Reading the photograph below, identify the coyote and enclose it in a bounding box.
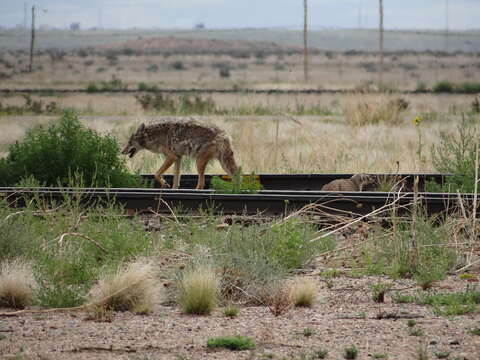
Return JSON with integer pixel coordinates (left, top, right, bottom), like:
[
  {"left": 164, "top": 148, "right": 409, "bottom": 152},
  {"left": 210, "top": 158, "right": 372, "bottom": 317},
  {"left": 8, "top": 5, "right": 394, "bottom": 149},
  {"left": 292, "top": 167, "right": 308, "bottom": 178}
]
[
  {"left": 122, "top": 119, "right": 239, "bottom": 189},
  {"left": 322, "top": 174, "right": 374, "bottom": 192}
]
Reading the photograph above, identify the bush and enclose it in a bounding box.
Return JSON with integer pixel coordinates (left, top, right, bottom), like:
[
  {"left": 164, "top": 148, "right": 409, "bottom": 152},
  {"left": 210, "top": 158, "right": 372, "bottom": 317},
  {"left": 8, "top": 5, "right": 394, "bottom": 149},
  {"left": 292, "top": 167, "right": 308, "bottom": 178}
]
[
  {"left": 206, "top": 335, "right": 255, "bottom": 351},
  {"left": 0, "top": 110, "right": 144, "bottom": 187},
  {"left": 433, "top": 80, "right": 454, "bottom": 93},
  {"left": 87, "top": 259, "right": 158, "bottom": 314},
  {"left": 432, "top": 117, "right": 478, "bottom": 193},
  {"left": 343, "top": 345, "right": 359, "bottom": 359}
]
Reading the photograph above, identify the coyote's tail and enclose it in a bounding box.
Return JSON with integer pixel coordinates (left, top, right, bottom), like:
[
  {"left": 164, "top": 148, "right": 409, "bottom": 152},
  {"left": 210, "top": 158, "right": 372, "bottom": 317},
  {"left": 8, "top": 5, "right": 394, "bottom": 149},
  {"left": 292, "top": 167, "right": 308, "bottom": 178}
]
[{"left": 217, "top": 135, "right": 238, "bottom": 177}]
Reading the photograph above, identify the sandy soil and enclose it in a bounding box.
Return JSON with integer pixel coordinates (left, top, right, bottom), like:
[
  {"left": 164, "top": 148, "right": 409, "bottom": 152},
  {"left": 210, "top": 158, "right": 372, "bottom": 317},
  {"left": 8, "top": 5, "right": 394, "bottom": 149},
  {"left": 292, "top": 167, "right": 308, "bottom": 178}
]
[{"left": 1, "top": 272, "right": 479, "bottom": 360}]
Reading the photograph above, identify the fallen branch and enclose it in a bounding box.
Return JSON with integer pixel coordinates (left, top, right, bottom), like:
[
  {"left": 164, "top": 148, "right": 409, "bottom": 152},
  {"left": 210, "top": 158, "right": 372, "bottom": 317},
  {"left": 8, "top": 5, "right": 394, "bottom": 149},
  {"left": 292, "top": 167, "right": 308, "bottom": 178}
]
[{"left": 56, "top": 232, "right": 107, "bottom": 253}]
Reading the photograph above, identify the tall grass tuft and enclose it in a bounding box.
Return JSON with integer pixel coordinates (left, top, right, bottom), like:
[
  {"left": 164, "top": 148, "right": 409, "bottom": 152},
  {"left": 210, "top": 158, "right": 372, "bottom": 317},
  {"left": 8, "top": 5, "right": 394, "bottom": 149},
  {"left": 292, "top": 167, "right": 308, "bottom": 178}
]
[
  {"left": 87, "top": 258, "right": 159, "bottom": 314},
  {"left": 290, "top": 278, "right": 318, "bottom": 307},
  {"left": 0, "top": 259, "right": 38, "bottom": 309},
  {"left": 177, "top": 263, "right": 219, "bottom": 315}
]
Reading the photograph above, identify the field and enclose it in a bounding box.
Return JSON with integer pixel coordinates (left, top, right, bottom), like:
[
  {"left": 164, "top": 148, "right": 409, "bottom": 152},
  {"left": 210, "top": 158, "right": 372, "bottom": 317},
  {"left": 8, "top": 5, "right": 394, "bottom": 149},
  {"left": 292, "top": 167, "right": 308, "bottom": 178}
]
[{"left": 1, "top": 29, "right": 480, "bottom": 360}]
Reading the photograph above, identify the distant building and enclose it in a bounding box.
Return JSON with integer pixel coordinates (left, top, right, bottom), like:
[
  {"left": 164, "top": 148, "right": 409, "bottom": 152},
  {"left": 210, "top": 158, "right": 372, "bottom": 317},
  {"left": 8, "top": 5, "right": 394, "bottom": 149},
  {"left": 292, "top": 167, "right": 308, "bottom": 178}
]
[
  {"left": 195, "top": 22, "right": 205, "bottom": 30},
  {"left": 70, "top": 22, "right": 80, "bottom": 31}
]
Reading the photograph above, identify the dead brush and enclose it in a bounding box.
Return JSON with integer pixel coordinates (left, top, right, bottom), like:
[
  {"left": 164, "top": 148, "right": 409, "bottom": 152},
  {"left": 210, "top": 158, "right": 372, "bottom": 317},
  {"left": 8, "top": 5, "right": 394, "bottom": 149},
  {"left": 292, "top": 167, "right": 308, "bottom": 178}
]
[
  {"left": 0, "top": 259, "right": 38, "bottom": 309},
  {"left": 87, "top": 258, "right": 159, "bottom": 314},
  {"left": 345, "top": 97, "right": 408, "bottom": 126},
  {"left": 259, "top": 282, "right": 293, "bottom": 316}
]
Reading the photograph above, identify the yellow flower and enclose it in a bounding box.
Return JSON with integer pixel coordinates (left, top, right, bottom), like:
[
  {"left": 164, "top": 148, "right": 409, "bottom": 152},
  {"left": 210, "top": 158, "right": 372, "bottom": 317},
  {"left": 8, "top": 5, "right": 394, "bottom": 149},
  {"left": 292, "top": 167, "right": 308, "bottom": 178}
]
[{"left": 413, "top": 116, "right": 422, "bottom": 126}]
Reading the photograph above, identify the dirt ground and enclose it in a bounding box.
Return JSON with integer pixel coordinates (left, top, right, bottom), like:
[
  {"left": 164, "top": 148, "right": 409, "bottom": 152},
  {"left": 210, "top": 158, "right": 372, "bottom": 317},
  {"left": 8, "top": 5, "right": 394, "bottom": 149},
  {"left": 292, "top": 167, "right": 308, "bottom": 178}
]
[{"left": 1, "top": 270, "right": 479, "bottom": 360}]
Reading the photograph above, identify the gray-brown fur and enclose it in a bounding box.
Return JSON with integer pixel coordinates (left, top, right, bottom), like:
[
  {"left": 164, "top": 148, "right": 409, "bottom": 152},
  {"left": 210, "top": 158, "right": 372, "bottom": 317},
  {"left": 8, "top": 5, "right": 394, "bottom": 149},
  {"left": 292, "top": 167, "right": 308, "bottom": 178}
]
[
  {"left": 122, "top": 118, "right": 238, "bottom": 189},
  {"left": 321, "top": 174, "right": 374, "bottom": 192}
]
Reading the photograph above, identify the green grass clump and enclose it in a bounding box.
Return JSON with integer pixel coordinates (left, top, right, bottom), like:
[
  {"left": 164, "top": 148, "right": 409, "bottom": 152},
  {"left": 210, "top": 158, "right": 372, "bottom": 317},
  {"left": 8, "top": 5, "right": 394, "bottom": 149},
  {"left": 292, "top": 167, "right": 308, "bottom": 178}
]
[
  {"left": 373, "top": 354, "right": 387, "bottom": 359},
  {"left": 313, "top": 349, "right": 328, "bottom": 359},
  {"left": 177, "top": 263, "right": 218, "bottom": 315},
  {"left": 407, "top": 319, "right": 417, "bottom": 328},
  {"left": 343, "top": 345, "right": 358, "bottom": 359},
  {"left": 223, "top": 305, "right": 240, "bottom": 318},
  {"left": 392, "top": 287, "right": 480, "bottom": 317},
  {"left": 210, "top": 170, "right": 262, "bottom": 194},
  {"left": 470, "top": 327, "right": 480, "bottom": 335},
  {"left": 206, "top": 335, "right": 255, "bottom": 351},
  {"left": 0, "top": 110, "right": 144, "bottom": 188}
]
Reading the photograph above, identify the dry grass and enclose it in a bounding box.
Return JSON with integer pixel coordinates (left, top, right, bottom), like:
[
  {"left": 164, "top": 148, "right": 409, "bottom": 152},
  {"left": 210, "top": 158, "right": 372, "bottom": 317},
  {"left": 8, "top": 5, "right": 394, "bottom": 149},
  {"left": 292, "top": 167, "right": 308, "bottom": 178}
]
[
  {"left": 177, "top": 263, "right": 219, "bottom": 315},
  {"left": 344, "top": 97, "right": 408, "bottom": 126},
  {"left": 87, "top": 258, "right": 159, "bottom": 314},
  {"left": 0, "top": 259, "right": 38, "bottom": 309},
  {"left": 290, "top": 278, "right": 318, "bottom": 308},
  {"left": 259, "top": 282, "right": 293, "bottom": 316}
]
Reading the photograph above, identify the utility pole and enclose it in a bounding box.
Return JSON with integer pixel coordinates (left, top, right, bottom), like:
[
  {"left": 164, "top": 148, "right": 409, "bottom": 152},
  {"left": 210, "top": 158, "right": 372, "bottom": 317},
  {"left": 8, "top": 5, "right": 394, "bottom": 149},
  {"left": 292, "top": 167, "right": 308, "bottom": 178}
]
[
  {"left": 358, "top": 0, "right": 363, "bottom": 29},
  {"left": 445, "top": 0, "right": 450, "bottom": 53},
  {"left": 303, "top": 0, "right": 309, "bottom": 82},
  {"left": 378, "top": 0, "right": 384, "bottom": 87},
  {"left": 24, "top": 2, "right": 28, "bottom": 30},
  {"left": 29, "top": 5, "right": 35, "bottom": 73}
]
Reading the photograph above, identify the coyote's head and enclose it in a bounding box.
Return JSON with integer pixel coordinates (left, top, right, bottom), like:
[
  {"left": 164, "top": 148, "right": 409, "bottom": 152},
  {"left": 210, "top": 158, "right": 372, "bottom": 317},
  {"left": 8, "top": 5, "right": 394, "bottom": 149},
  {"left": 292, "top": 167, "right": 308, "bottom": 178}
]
[{"left": 122, "top": 123, "right": 146, "bottom": 158}]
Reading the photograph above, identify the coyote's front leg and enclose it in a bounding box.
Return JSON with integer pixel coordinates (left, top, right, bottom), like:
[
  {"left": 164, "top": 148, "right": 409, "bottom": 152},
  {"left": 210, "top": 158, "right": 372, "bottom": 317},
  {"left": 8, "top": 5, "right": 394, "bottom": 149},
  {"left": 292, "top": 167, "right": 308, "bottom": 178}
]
[{"left": 155, "top": 154, "right": 177, "bottom": 188}]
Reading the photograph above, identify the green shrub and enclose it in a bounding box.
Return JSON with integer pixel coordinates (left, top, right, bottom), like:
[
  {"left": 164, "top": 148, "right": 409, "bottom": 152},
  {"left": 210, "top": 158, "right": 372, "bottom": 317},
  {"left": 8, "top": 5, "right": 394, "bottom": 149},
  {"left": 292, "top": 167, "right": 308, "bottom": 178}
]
[
  {"left": 0, "top": 110, "right": 144, "bottom": 187},
  {"left": 223, "top": 304, "right": 240, "bottom": 317},
  {"left": 432, "top": 118, "right": 479, "bottom": 193},
  {"left": 343, "top": 345, "right": 358, "bottom": 359},
  {"left": 86, "top": 83, "right": 98, "bottom": 93},
  {"left": 206, "top": 335, "right": 255, "bottom": 351},
  {"left": 371, "top": 282, "right": 392, "bottom": 303},
  {"left": 433, "top": 80, "right": 454, "bottom": 93},
  {"left": 457, "top": 82, "right": 480, "bottom": 94},
  {"left": 211, "top": 170, "right": 262, "bottom": 194}
]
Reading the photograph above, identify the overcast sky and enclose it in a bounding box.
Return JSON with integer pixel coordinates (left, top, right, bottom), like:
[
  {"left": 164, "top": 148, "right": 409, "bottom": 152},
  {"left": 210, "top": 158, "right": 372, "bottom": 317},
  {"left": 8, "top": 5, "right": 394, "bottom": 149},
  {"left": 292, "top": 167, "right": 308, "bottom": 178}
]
[{"left": 1, "top": 0, "right": 479, "bottom": 30}]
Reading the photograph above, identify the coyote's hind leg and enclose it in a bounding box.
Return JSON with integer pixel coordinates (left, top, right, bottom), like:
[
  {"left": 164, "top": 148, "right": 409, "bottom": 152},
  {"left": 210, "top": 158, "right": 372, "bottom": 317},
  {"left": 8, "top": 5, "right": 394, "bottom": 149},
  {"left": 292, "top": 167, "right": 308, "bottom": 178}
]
[{"left": 195, "top": 145, "right": 216, "bottom": 189}]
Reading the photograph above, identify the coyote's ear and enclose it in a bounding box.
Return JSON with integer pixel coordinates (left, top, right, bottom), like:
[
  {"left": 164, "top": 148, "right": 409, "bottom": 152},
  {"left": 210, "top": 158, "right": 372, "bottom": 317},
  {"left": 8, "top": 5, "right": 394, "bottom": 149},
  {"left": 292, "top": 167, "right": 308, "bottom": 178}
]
[{"left": 137, "top": 123, "right": 145, "bottom": 133}]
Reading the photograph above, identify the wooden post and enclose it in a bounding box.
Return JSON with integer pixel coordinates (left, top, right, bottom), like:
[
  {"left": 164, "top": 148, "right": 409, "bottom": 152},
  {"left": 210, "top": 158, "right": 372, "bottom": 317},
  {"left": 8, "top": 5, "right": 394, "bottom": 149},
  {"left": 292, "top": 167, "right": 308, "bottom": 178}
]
[
  {"left": 29, "top": 5, "right": 35, "bottom": 73},
  {"left": 303, "top": 0, "right": 309, "bottom": 83},
  {"left": 378, "top": 0, "right": 384, "bottom": 87}
]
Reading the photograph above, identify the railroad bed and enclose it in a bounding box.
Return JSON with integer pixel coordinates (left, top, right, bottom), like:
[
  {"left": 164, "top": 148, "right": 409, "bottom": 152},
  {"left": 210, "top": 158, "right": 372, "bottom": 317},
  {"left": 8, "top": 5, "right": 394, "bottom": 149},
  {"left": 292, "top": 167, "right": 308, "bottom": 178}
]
[{"left": 0, "top": 173, "right": 473, "bottom": 217}]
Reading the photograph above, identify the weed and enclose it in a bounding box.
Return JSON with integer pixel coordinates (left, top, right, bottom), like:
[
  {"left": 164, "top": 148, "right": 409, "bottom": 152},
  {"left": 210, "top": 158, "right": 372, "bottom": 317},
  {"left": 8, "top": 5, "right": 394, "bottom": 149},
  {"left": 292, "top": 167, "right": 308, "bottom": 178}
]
[
  {"left": 343, "top": 345, "right": 358, "bottom": 359},
  {"left": 357, "top": 312, "right": 367, "bottom": 319},
  {"left": 434, "top": 351, "right": 450, "bottom": 359},
  {"left": 0, "top": 334, "right": 6, "bottom": 340},
  {"left": 417, "top": 345, "right": 429, "bottom": 360},
  {"left": 410, "top": 328, "right": 425, "bottom": 336},
  {"left": 206, "top": 335, "right": 255, "bottom": 351},
  {"left": 459, "top": 273, "right": 477, "bottom": 281},
  {"left": 407, "top": 319, "right": 417, "bottom": 328},
  {"left": 210, "top": 170, "right": 262, "bottom": 194},
  {"left": 391, "top": 292, "right": 415, "bottom": 304},
  {"left": 371, "top": 282, "right": 392, "bottom": 303},
  {"left": 373, "top": 354, "right": 387, "bottom": 359},
  {"left": 303, "top": 327, "right": 314, "bottom": 337},
  {"left": 313, "top": 349, "right": 328, "bottom": 359},
  {"left": 223, "top": 304, "right": 240, "bottom": 318},
  {"left": 87, "top": 259, "right": 158, "bottom": 314},
  {"left": 322, "top": 269, "right": 342, "bottom": 278},
  {"left": 290, "top": 278, "right": 317, "bottom": 307},
  {"left": 470, "top": 327, "right": 480, "bottom": 335},
  {"left": 177, "top": 263, "right": 218, "bottom": 315},
  {"left": 0, "top": 110, "right": 144, "bottom": 187}
]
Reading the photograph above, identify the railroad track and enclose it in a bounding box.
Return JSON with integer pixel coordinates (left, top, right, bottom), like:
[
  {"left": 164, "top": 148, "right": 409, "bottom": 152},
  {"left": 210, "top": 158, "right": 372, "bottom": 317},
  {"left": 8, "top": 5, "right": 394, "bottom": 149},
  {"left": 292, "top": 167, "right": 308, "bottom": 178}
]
[
  {"left": 0, "top": 173, "right": 472, "bottom": 217},
  {"left": 0, "top": 88, "right": 477, "bottom": 95},
  {"left": 144, "top": 173, "right": 447, "bottom": 191}
]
